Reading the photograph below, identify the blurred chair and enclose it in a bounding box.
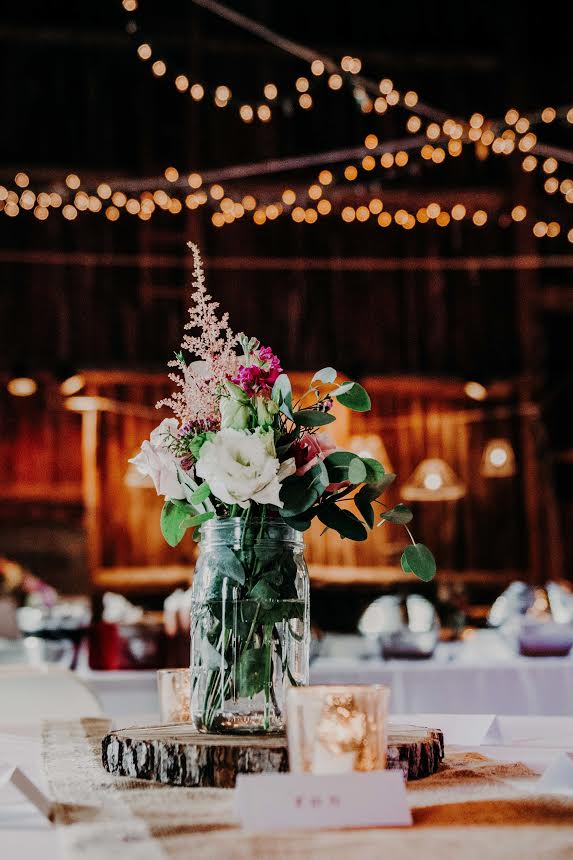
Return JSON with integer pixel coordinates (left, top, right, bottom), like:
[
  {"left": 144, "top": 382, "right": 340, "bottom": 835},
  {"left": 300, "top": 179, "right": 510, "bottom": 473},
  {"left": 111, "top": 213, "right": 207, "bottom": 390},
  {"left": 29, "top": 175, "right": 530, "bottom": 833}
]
[{"left": 0, "top": 666, "right": 102, "bottom": 722}]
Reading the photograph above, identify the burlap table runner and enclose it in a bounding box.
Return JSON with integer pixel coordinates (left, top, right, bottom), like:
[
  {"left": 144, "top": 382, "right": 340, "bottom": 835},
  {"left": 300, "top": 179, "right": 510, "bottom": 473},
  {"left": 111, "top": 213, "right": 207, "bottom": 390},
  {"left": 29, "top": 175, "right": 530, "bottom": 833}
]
[{"left": 42, "top": 718, "right": 573, "bottom": 860}]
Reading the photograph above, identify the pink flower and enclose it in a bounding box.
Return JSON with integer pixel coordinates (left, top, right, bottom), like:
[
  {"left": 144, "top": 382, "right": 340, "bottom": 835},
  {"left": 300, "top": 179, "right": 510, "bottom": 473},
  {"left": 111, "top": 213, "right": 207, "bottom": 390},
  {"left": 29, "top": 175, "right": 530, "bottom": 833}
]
[
  {"left": 293, "top": 432, "right": 337, "bottom": 476},
  {"left": 232, "top": 345, "right": 283, "bottom": 398}
]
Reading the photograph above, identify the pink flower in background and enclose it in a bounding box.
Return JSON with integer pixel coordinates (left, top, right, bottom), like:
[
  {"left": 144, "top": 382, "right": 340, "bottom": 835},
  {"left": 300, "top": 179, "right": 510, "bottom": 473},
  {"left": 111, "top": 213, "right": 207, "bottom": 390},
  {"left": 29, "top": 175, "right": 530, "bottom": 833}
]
[
  {"left": 292, "top": 432, "right": 337, "bottom": 476},
  {"left": 233, "top": 345, "right": 283, "bottom": 397}
]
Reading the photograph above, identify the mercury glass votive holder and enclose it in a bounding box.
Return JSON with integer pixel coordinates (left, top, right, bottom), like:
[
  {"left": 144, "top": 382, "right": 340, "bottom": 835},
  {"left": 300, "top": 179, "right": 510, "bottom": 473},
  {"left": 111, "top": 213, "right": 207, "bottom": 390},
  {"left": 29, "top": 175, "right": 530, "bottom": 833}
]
[
  {"left": 286, "top": 685, "right": 390, "bottom": 774},
  {"left": 157, "top": 668, "right": 191, "bottom": 724}
]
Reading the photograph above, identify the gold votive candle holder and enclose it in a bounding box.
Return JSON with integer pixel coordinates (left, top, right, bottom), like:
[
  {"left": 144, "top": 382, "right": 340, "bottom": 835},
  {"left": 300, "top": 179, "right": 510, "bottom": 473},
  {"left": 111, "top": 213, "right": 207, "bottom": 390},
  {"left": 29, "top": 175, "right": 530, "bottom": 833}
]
[
  {"left": 157, "top": 668, "right": 191, "bottom": 723},
  {"left": 286, "top": 684, "right": 390, "bottom": 774}
]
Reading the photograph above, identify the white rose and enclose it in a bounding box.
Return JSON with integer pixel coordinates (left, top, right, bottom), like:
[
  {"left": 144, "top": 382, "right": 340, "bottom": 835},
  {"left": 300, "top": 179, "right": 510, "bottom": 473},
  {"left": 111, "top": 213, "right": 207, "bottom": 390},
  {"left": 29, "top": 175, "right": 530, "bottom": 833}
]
[
  {"left": 195, "top": 428, "right": 295, "bottom": 509},
  {"left": 129, "top": 418, "right": 185, "bottom": 500}
]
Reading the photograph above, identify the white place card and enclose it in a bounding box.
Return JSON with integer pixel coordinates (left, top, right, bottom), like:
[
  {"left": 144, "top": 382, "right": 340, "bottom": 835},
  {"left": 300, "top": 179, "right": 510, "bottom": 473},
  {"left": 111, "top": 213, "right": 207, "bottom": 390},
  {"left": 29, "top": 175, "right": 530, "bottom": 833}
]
[
  {"left": 0, "top": 764, "right": 54, "bottom": 821},
  {"left": 536, "top": 753, "right": 573, "bottom": 796},
  {"left": 235, "top": 771, "right": 412, "bottom": 832}
]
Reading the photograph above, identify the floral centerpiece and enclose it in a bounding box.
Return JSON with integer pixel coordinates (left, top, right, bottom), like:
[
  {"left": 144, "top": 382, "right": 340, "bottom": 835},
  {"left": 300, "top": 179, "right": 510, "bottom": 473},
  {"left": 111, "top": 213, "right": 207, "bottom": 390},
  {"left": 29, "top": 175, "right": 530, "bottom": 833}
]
[{"left": 131, "top": 243, "right": 436, "bottom": 733}]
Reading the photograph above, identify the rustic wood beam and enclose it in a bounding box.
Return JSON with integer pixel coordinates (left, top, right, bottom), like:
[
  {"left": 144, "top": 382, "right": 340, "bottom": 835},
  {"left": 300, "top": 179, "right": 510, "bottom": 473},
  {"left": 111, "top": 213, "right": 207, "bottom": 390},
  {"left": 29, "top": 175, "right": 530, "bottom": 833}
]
[{"left": 1, "top": 250, "right": 573, "bottom": 272}]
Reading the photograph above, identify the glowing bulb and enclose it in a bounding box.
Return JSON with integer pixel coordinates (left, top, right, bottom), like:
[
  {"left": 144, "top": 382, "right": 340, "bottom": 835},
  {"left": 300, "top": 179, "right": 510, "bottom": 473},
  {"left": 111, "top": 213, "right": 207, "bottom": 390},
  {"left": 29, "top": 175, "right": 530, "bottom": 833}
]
[
  {"left": 522, "top": 155, "right": 537, "bottom": 172},
  {"left": 489, "top": 446, "right": 508, "bottom": 467},
  {"left": 66, "top": 174, "right": 80, "bottom": 190},
  {"left": 242, "top": 195, "right": 256, "bottom": 211},
  {"left": 407, "top": 115, "right": 421, "bottom": 132},
  {"left": 470, "top": 113, "right": 484, "bottom": 128},
  {"left": 547, "top": 221, "right": 560, "bottom": 238},
  {"left": 344, "top": 165, "right": 358, "bottom": 181},
  {"left": 105, "top": 206, "right": 119, "bottom": 221},
  {"left": 342, "top": 206, "right": 355, "bottom": 222},
  {"left": 362, "top": 155, "right": 376, "bottom": 171},
  {"left": 317, "top": 199, "right": 331, "bottom": 215},
  {"left": 416, "top": 208, "right": 429, "bottom": 223},
  {"left": 137, "top": 43, "right": 152, "bottom": 60},
  {"left": 152, "top": 60, "right": 166, "bottom": 77},
  {"left": 511, "top": 205, "right": 527, "bottom": 221},
  {"left": 311, "top": 59, "right": 324, "bottom": 76},
  {"left": 436, "top": 211, "right": 450, "bottom": 226},
  {"left": 377, "top": 211, "right": 391, "bottom": 227},
  {"left": 264, "top": 83, "right": 277, "bottom": 100},
  {"left": 365, "top": 133, "right": 378, "bottom": 150},
  {"left": 126, "top": 198, "right": 140, "bottom": 214},
  {"left": 164, "top": 166, "right": 179, "bottom": 182},
  {"left": 97, "top": 183, "right": 112, "bottom": 199},
  {"left": 404, "top": 90, "right": 418, "bottom": 107},
  {"left": 296, "top": 76, "right": 309, "bottom": 93},
  {"left": 308, "top": 184, "right": 322, "bottom": 200},
  {"left": 505, "top": 109, "right": 519, "bottom": 125},
  {"left": 282, "top": 189, "right": 296, "bottom": 205},
  {"left": 328, "top": 74, "right": 343, "bottom": 90},
  {"left": 15, "top": 172, "right": 29, "bottom": 188},
  {"left": 423, "top": 472, "right": 443, "bottom": 491},
  {"left": 379, "top": 78, "right": 393, "bottom": 95},
  {"left": 60, "top": 374, "right": 85, "bottom": 396},
  {"left": 305, "top": 208, "right": 318, "bottom": 224},
  {"left": 395, "top": 150, "right": 409, "bottom": 167},
  {"left": 112, "top": 191, "right": 127, "bottom": 207},
  {"left": 464, "top": 381, "right": 487, "bottom": 400},
  {"left": 533, "top": 221, "right": 547, "bottom": 237},
  {"left": 380, "top": 152, "right": 394, "bottom": 168},
  {"left": 212, "top": 212, "right": 225, "bottom": 227},
  {"left": 543, "top": 157, "right": 558, "bottom": 174},
  {"left": 190, "top": 83, "right": 204, "bottom": 101},
  {"left": 62, "top": 204, "right": 77, "bottom": 220},
  {"left": 291, "top": 206, "right": 305, "bottom": 223},
  {"left": 175, "top": 74, "right": 189, "bottom": 92},
  {"left": 473, "top": 210, "right": 487, "bottom": 226},
  {"left": 299, "top": 93, "right": 312, "bottom": 109},
  {"left": 210, "top": 184, "right": 224, "bottom": 200},
  {"left": 318, "top": 170, "right": 333, "bottom": 185},
  {"left": 427, "top": 123, "right": 440, "bottom": 140},
  {"left": 427, "top": 202, "right": 440, "bottom": 219},
  {"left": 369, "top": 198, "right": 383, "bottom": 215},
  {"left": 374, "top": 97, "right": 387, "bottom": 114},
  {"left": 187, "top": 173, "right": 202, "bottom": 189},
  {"left": 257, "top": 104, "right": 271, "bottom": 121},
  {"left": 7, "top": 377, "right": 37, "bottom": 396},
  {"left": 356, "top": 206, "right": 370, "bottom": 222},
  {"left": 541, "top": 107, "right": 556, "bottom": 123},
  {"left": 33, "top": 206, "right": 49, "bottom": 220}
]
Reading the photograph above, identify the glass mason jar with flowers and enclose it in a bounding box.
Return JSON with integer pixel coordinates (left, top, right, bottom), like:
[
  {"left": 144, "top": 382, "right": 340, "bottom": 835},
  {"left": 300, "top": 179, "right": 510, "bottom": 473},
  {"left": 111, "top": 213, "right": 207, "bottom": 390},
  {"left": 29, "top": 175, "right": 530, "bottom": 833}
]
[{"left": 130, "top": 243, "right": 436, "bottom": 734}]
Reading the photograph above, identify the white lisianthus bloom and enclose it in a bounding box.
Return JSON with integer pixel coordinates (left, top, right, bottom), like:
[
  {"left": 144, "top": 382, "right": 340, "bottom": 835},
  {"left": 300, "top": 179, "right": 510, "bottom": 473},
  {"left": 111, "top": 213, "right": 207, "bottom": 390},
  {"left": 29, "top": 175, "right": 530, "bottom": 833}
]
[
  {"left": 128, "top": 418, "right": 186, "bottom": 500},
  {"left": 195, "top": 428, "right": 295, "bottom": 509}
]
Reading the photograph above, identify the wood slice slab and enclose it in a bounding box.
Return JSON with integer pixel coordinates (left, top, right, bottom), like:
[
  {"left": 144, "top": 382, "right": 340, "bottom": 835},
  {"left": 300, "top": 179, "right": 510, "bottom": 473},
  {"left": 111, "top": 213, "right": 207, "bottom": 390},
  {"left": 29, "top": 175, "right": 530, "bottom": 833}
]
[{"left": 102, "top": 723, "right": 444, "bottom": 788}]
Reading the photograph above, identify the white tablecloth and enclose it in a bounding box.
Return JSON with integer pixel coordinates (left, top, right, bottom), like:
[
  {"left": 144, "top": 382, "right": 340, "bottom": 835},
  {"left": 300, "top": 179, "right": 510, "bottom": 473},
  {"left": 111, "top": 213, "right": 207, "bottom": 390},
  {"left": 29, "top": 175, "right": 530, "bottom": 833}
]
[
  {"left": 2, "top": 713, "right": 573, "bottom": 860},
  {"left": 310, "top": 630, "right": 573, "bottom": 716}
]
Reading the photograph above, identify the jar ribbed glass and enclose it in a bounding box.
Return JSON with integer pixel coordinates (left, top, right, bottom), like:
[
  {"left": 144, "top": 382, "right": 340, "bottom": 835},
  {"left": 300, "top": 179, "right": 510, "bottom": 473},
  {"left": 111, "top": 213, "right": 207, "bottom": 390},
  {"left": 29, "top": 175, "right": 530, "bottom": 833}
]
[{"left": 190, "top": 515, "right": 310, "bottom": 734}]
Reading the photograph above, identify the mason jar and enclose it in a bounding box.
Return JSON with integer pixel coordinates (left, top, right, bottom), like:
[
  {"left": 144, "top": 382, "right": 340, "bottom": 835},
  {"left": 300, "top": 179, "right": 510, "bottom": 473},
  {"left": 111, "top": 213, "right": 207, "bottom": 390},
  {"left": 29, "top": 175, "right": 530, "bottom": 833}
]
[{"left": 190, "top": 515, "right": 310, "bottom": 734}]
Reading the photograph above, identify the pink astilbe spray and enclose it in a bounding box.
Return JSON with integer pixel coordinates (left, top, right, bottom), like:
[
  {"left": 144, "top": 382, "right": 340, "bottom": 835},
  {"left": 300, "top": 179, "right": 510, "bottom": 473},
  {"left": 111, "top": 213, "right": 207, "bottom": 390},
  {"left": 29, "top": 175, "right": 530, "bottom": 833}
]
[{"left": 156, "top": 242, "right": 238, "bottom": 424}]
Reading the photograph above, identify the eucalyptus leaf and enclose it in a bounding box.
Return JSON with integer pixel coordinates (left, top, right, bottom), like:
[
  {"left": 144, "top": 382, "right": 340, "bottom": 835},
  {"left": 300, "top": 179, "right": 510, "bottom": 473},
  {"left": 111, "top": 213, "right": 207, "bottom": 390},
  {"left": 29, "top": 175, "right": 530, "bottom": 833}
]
[
  {"left": 329, "top": 382, "right": 354, "bottom": 397},
  {"left": 359, "top": 473, "right": 397, "bottom": 501},
  {"left": 203, "top": 546, "right": 246, "bottom": 600},
  {"left": 312, "top": 367, "right": 337, "bottom": 384},
  {"left": 354, "top": 485, "right": 375, "bottom": 528},
  {"left": 348, "top": 457, "right": 368, "bottom": 485},
  {"left": 280, "top": 512, "right": 314, "bottom": 531},
  {"left": 237, "top": 647, "right": 267, "bottom": 698},
  {"left": 317, "top": 504, "right": 368, "bottom": 541},
  {"left": 280, "top": 463, "right": 328, "bottom": 516},
  {"left": 272, "top": 373, "right": 294, "bottom": 420},
  {"left": 361, "top": 458, "right": 385, "bottom": 483},
  {"left": 379, "top": 503, "right": 413, "bottom": 525},
  {"left": 294, "top": 409, "right": 336, "bottom": 427},
  {"left": 189, "top": 483, "right": 211, "bottom": 505},
  {"left": 186, "top": 511, "right": 215, "bottom": 527},
  {"left": 248, "top": 579, "right": 280, "bottom": 603},
  {"left": 401, "top": 543, "right": 437, "bottom": 581},
  {"left": 160, "top": 500, "right": 193, "bottom": 547},
  {"left": 335, "top": 382, "right": 371, "bottom": 412}
]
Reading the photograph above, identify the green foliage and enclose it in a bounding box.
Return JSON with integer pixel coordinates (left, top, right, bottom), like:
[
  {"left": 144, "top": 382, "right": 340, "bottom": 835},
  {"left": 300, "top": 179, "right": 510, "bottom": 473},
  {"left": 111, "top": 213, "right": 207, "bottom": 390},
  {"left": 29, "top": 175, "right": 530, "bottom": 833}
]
[
  {"left": 348, "top": 457, "right": 368, "bottom": 485},
  {"left": 280, "top": 512, "right": 315, "bottom": 531},
  {"left": 361, "top": 458, "right": 385, "bottom": 483},
  {"left": 272, "top": 373, "right": 294, "bottom": 420},
  {"left": 317, "top": 504, "right": 368, "bottom": 541},
  {"left": 188, "top": 483, "right": 211, "bottom": 505},
  {"left": 280, "top": 463, "right": 329, "bottom": 516},
  {"left": 189, "top": 432, "right": 215, "bottom": 460},
  {"left": 294, "top": 409, "right": 336, "bottom": 427},
  {"left": 237, "top": 647, "right": 267, "bottom": 697},
  {"left": 161, "top": 501, "right": 194, "bottom": 547},
  {"left": 401, "top": 543, "right": 437, "bottom": 581},
  {"left": 334, "top": 382, "right": 371, "bottom": 412},
  {"left": 379, "top": 503, "right": 413, "bottom": 525},
  {"left": 324, "top": 451, "right": 363, "bottom": 484},
  {"left": 354, "top": 486, "right": 375, "bottom": 528},
  {"left": 312, "top": 367, "right": 337, "bottom": 384}
]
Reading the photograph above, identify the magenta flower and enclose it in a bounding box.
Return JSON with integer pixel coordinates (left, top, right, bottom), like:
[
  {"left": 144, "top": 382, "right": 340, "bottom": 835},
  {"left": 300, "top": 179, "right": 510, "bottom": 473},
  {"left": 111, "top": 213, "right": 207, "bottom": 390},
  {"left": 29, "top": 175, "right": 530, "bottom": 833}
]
[{"left": 233, "top": 345, "right": 283, "bottom": 397}]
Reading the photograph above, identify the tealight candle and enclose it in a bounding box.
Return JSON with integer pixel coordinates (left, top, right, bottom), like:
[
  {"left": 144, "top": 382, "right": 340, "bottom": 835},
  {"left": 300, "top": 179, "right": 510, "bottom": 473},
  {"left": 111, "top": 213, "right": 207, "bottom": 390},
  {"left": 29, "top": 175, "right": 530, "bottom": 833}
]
[
  {"left": 286, "top": 685, "right": 390, "bottom": 774},
  {"left": 157, "top": 668, "right": 191, "bottom": 724}
]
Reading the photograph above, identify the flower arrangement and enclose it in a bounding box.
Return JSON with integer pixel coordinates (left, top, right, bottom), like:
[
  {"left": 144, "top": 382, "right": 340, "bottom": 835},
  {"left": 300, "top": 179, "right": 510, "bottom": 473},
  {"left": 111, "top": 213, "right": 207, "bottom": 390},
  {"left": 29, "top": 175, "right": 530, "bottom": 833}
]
[
  {"left": 130, "top": 242, "right": 436, "bottom": 583},
  {"left": 131, "top": 243, "right": 436, "bottom": 732}
]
